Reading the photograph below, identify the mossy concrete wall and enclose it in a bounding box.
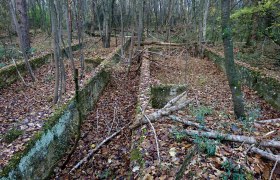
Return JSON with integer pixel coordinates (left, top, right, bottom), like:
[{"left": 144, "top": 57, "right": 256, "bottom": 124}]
[
  {"left": 151, "top": 84, "right": 187, "bottom": 108},
  {"left": 205, "top": 49, "right": 280, "bottom": 110},
  {"left": 0, "top": 43, "right": 81, "bottom": 90},
  {"left": 0, "top": 38, "right": 131, "bottom": 180}
]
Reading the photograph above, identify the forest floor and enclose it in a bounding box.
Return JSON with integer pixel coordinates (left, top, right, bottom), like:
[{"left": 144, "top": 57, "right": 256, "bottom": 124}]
[
  {"left": 132, "top": 46, "right": 280, "bottom": 179},
  {"left": 52, "top": 45, "right": 280, "bottom": 179},
  {"left": 0, "top": 37, "right": 120, "bottom": 170},
  {"left": 1, "top": 40, "right": 280, "bottom": 179},
  {"left": 52, "top": 61, "right": 139, "bottom": 179}
]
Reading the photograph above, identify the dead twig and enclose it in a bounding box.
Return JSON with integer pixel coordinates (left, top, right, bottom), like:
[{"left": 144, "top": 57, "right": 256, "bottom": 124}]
[
  {"left": 269, "top": 160, "right": 279, "bottom": 180},
  {"left": 141, "top": 107, "right": 161, "bottom": 164},
  {"left": 12, "top": 57, "right": 27, "bottom": 86},
  {"left": 69, "top": 124, "right": 130, "bottom": 173}
]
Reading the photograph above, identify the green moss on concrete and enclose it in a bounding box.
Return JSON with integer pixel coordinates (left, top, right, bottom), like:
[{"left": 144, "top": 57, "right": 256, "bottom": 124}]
[
  {"left": 205, "top": 49, "right": 280, "bottom": 110},
  {"left": 0, "top": 101, "right": 71, "bottom": 178},
  {"left": 151, "top": 84, "right": 187, "bottom": 108},
  {"left": 0, "top": 43, "right": 81, "bottom": 90}
]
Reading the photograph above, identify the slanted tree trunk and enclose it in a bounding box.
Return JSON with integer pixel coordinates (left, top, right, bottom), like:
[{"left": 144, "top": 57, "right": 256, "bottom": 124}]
[
  {"left": 9, "top": 0, "right": 36, "bottom": 81},
  {"left": 221, "top": 0, "right": 245, "bottom": 119}
]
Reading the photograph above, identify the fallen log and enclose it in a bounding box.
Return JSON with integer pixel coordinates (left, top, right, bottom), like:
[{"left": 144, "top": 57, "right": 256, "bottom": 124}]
[
  {"left": 164, "top": 91, "right": 187, "bottom": 109},
  {"left": 169, "top": 115, "right": 212, "bottom": 132},
  {"left": 250, "top": 147, "right": 280, "bottom": 162},
  {"left": 183, "top": 130, "right": 280, "bottom": 149},
  {"left": 69, "top": 124, "right": 129, "bottom": 173},
  {"left": 256, "top": 118, "right": 280, "bottom": 124},
  {"left": 141, "top": 41, "right": 185, "bottom": 47},
  {"left": 130, "top": 99, "right": 193, "bottom": 129}
]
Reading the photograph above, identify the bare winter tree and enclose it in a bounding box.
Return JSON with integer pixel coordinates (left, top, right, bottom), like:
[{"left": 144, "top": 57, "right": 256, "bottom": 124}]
[
  {"left": 221, "top": 0, "right": 245, "bottom": 119},
  {"left": 50, "top": 0, "right": 66, "bottom": 104},
  {"left": 15, "top": 0, "right": 31, "bottom": 55},
  {"left": 9, "top": 0, "right": 36, "bottom": 81}
]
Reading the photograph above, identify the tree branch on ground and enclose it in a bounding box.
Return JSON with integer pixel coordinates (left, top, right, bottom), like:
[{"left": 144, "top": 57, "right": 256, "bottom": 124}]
[{"left": 69, "top": 124, "right": 130, "bottom": 173}]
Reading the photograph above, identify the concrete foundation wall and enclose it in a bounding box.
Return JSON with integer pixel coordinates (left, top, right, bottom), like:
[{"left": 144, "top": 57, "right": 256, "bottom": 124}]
[
  {"left": 205, "top": 49, "right": 280, "bottom": 110},
  {"left": 0, "top": 38, "right": 131, "bottom": 180}
]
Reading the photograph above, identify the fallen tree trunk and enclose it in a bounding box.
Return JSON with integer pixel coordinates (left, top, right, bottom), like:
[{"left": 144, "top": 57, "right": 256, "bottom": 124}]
[
  {"left": 183, "top": 130, "right": 280, "bottom": 149},
  {"left": 256, "top": 118, "right": 280, "bottom": 124},
  {"left": 141, "top": 41, "right": 185, "bottom": 47},
  {"left": 164, "top": 91, "right": 187, "bottom": 109},
  {"left": 130, "top": 99, "right": 193, "bottom": 129},
  {"left": 169, "top": 115, "right": 212, "bottom": 132},
  {"left": 250, "top": 147, "right": 280, "bottom": 162}
]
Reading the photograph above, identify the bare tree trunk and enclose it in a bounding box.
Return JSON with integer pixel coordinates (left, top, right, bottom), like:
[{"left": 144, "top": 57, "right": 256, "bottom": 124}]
[
  {"left": 221, "top": 0, "right": 245, "bottom": 119},
  {"left": 76, "top": 0, "right": 85, "bottom": 76},
  {"left": 137, "top": 0, "right": 144, "bottom": 50},
  {"left": 66, "top": 0, "right": 75, "bottom": 72},
  {"left": 127, "top": 29, "right": 135, "bottom": 76},
  {"left": 57, "top": 0, "right": 66, "bottom": 94},
  {"left": 202, "top": 0, "right": 210, "bottom": 42},
  {"left": 90, "top": 0, "right": 96, "bottom": 36},
  {"left": 15, "top": 0, "right": 31, "bottom": 55},
  {"left": 9, "top": 0, "right": 36, "bottom": 81},
  {"left": 67, "top": 0, "right": 73, "bottom": 42},
  {"left": 120, "top": 0, "right": 125, "bottom": 57},
  {"left": 50, "top": 0, "right": 61, "bottom": 104},
  {"left": 102, "top": 0, "right": 113, "bottom": 48}
]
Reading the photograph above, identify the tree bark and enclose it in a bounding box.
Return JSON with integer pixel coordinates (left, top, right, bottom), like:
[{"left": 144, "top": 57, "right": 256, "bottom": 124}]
[
  {"left": 15, "top": 0, "right": 31, "bottom": 55},
  {"left": 9, "top": 0, "right": 35, "bottom": 81},
  {"left": 202, "top": 0, "right": 210, "bottom": 42},
  {"left": 221, "top": 0, "right": 245, "bottom": 119},
  {"left": 183, "top": 129, "right": 280, "bottom": 149},
  {"left": 50, "top": 0, "right": 61, "bottom": 104}
]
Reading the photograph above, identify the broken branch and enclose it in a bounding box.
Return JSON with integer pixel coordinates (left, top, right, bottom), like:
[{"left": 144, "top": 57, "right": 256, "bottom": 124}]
[
  {"left": 164, "top": 91, "right": 187, "bottom": 109},
  {"left": 131, "top": 99, "right": 193, "bottom": 129},
  {"left": 183, "top": 130, "right": 280, "bottom": 149},
  {"left": 256, "top": 118, "right": 280, "bottom": 124},
  {"left": 169, "top": 115, "right": 212, "bottom": 132},
  {"left": 69, "top": 124, "right": 130, "bottom": 173}
]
